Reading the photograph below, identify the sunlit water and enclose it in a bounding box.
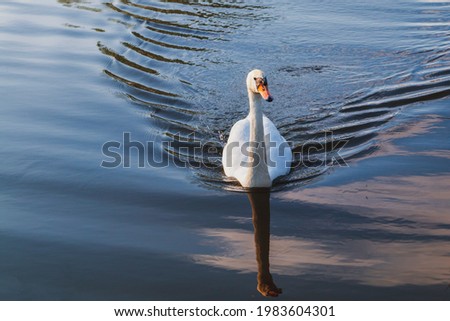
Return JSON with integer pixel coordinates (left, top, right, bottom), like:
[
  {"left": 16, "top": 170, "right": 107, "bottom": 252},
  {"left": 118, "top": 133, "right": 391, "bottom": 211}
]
[{"left": 0, "top": 0, "right": 449, "bottom": 299}]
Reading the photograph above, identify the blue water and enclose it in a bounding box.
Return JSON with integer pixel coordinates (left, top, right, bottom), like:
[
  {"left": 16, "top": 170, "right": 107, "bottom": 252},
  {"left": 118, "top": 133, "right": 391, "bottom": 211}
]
[{"left": 0, "top": 0, "right": 449, "bottom": 300}]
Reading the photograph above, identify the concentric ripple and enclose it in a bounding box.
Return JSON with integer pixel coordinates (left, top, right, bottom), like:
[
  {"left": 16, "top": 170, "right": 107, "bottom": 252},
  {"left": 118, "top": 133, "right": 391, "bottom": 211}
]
[{"left": 94, "top": 0, "right": 450, "bottom": 191}]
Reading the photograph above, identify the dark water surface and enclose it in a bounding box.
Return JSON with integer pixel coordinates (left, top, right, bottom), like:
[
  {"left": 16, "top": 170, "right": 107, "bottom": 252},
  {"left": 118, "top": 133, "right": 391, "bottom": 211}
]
[{"left": 1, "top": 0, "right": 450, "bottom": 300}]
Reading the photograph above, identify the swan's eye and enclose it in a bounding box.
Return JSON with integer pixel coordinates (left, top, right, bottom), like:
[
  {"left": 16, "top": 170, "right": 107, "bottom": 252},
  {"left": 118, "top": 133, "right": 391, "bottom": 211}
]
[{"left": 254, "top": 77, "right": 267, "bottom": 87}]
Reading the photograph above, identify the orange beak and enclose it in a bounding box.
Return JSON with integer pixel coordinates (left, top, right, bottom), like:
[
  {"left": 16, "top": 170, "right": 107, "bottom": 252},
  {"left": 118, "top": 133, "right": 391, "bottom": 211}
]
[{"left": 257, "top": 84, "right": 273, "bottom": 102}]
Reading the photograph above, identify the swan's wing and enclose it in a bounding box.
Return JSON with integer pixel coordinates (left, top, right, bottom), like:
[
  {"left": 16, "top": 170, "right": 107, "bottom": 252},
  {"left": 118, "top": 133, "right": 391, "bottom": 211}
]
[
  {"left": 222, "top": 118, "right": 250, "bottom": 183},
  {"left": 263, "top": 115, "right": 292, "bottom": 181}
]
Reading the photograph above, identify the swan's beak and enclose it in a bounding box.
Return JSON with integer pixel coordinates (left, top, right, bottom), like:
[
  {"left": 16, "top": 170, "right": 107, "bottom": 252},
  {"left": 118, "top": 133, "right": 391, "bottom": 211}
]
[{"left": 258, "top": 84, "right": 273, "bottom": 102}]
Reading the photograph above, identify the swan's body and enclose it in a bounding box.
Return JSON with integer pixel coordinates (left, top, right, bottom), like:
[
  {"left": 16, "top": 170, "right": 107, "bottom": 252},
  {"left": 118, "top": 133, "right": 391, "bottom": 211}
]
[{"left": 222, "top": 70, "right": 292, "bottom": 188}]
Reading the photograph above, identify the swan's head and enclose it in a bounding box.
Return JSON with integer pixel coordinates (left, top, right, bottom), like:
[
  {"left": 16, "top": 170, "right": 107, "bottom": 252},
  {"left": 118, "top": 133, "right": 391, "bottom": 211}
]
[{"left": 246, "top": 69, "right": 273, "bottom": 102}]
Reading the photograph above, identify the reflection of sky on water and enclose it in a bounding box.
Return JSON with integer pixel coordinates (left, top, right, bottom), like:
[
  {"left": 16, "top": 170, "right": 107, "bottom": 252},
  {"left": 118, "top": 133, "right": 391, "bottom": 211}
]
[
  {"left": 280, "top": 174, "right": 450, "bottom": 286},
  {"left": 282, "top": 174, "right": 450, "bottom": 227},
  {"left": 356, "top": 114, "right": 450, "bottom": 160},
  {"left": 192, "top": 173, "right": 450, "bottom": 287}
]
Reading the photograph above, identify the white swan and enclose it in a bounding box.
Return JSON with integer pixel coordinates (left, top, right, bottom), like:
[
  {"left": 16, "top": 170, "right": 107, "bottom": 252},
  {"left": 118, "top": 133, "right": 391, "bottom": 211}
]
[{"left": 222, "top": 69, "right": 292, "bottom": 188}]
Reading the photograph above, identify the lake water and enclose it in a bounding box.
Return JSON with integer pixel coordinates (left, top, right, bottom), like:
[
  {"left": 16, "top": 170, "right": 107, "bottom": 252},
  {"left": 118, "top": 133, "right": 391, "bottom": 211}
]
[{"left": 1, "top": 0, "right": 449, "bottom": 300}]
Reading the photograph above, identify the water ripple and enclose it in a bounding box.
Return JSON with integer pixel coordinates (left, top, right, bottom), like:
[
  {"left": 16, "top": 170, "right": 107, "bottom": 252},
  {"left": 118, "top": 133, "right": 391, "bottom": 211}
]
[{"left": 93, "top": 0, "right": 450, "bottom": 191}]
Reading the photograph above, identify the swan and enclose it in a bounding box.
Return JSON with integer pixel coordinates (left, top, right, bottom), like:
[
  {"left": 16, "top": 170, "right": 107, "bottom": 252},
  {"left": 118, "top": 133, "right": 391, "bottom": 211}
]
[{"left": 222, "top": 69, "right": 292, "bottom": 188}]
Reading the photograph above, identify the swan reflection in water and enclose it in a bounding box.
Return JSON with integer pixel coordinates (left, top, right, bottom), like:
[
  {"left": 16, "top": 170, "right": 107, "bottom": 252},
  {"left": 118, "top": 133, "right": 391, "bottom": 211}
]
[{"left": 247, "top": 188, "right": 282, "bottom": 297}]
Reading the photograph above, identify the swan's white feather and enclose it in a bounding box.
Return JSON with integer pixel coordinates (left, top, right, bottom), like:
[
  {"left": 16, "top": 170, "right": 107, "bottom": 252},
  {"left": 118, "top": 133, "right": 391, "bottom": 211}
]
[{"left": 223, "top": 114, "right": 292, "bottom": 185}]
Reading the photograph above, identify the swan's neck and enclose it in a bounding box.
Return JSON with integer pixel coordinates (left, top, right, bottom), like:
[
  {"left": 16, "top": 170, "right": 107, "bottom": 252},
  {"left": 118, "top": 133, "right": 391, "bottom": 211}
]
[
  {"left": 246, "top": 91, "right": 271, "bottom": 187},
  {"left": 249, "top": 91, "right": 265, "bottom": 144}
]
